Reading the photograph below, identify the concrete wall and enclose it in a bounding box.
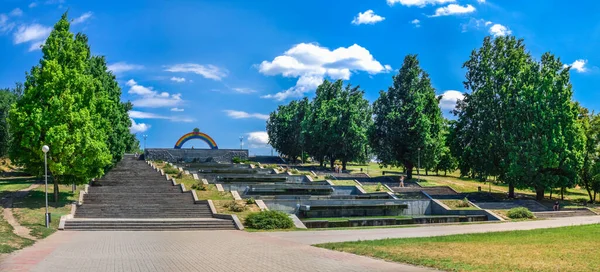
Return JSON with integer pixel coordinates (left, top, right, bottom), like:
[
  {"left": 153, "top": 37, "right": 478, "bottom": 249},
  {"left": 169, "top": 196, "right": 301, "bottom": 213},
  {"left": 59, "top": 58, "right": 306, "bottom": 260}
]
[
  {"left": 263, "top": 199, "right": 431, "bottom": 216},
  {"left": 430, "top": 199, "right": 501, "bottom": 221},
  {"left": 145, "top": 148, "right": 248, "bottom": 163}
]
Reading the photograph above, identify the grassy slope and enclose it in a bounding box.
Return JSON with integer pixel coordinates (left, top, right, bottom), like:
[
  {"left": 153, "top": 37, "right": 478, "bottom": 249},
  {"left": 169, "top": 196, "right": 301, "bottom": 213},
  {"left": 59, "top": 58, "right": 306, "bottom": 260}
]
[
  {"left": 12, "top": 184, "right": 80, "bottom": 239},
  {"left": 318, "top": 224, "right": 600, "bottom": 272},
  {"left": 0, "top": 208, "right": 34, "bottom": 253}
]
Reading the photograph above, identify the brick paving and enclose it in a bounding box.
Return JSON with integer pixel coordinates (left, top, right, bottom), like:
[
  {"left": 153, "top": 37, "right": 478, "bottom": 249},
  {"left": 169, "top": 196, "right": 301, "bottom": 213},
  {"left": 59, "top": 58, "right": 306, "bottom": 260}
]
[{"left": 0, "top": 230, "right": 435, "bottom": 272}]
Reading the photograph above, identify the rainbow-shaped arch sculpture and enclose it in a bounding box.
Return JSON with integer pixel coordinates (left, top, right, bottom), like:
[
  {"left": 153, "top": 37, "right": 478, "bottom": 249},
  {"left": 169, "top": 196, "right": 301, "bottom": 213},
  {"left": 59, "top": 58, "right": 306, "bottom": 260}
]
[{"left": 174, "top": 131, "right": 218, "bottom": 149}]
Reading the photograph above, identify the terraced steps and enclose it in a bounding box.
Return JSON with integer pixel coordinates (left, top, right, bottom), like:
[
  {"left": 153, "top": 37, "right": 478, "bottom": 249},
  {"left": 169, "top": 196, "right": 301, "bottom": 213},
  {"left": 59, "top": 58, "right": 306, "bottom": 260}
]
[{"left": 64, "top": 155, "right": 237, "bottom": 230}]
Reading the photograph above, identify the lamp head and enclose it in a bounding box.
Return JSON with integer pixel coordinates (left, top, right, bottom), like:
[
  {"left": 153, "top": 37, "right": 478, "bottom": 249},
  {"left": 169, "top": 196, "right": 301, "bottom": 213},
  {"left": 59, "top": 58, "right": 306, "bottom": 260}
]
[{"left": 42, "top": 145, "right": 49, "bottom": 153}]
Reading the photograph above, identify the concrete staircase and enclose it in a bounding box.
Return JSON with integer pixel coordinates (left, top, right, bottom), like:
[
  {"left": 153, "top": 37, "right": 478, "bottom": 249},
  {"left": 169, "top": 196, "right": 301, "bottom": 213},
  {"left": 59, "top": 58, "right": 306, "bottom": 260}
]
[
  {"left": 64, "top": 155, "right": 236, "bottom": 230},
  {"left": 533, "top": 208, "right": 598, "bottom": 218}
]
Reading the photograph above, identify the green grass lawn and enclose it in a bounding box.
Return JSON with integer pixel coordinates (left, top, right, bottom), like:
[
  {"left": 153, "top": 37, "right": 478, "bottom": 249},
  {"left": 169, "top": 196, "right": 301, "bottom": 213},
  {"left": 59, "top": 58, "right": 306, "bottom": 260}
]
[
  {"left": 175, "top": 174, "right": 233, "bottom": 200},
  {"left": 0, "top": 177, "right": 37, "bottom": 198},
  {"left": 330, "top": 180, "right": 359, "bottom": 186},
  {"left": 213, "top": 200, "right": 261, "bottom": 223},
  {"left": 362, "top": 184, "right": 390, "bottom": 193},
  {"left": 12, "top": 184, "right": 79, "bottom": 239},
  {"left": 317, "top": 224, "right": 600, "bottom": 272},
  {"left": 440, "top": 199, "right": 479, "bottom": 210},
  {"left": 0, "top": 208, "right": 34, "bottom": 253}
]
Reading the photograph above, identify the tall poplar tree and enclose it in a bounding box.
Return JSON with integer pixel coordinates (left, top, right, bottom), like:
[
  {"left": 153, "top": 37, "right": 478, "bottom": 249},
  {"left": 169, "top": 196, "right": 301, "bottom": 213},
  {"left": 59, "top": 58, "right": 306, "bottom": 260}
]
[
  {"left": 370, "top": 54, "right": 444, "bottom": 179},
  {"left": 9, "top": 13, "right": 112, "bottom": 202}
]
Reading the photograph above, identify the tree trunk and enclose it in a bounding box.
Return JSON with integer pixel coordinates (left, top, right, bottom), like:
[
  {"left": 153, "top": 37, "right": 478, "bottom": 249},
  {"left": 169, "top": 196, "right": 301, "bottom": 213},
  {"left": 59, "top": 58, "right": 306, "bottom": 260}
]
[
  {"left": 535, "top": 186, "right": 545, "bottom": 201},
  {"left": 416, "top": 167, "right": 420, "bottom": 176},
  {"left": 330, "top": 158, "right": 335, "bottom": 171},
  {"left": 508, "top": 183, "right": 515, "bottom": 198},
  {"left": 585, "top": 185, "right": 594, "bottom": 203},
  {"left": 53, "top": 179, "right": 59, "bottom": 203},
  {"left": 560, "top": 187, "right": 565, "bottom": 200},
  {"left": 549, "top": 189, "right": 553, "bottom": 200},
  {"left": 425, "top": 169, "right": 428, "bottom": 176},
  {"left": 444, "top": 170, "right": 447, "bottom": 176},
  {"left": 342, "top": 160, "right": 347, "bottom": 171},
  {"left": 319, "top": 158, "right": 324, "bottom": 167},
  {"left": 406, "top": 163, "right": 414, "bottom": 180},
  {"left": 594, "top": 191, "right": 597, "bottom": 203}
]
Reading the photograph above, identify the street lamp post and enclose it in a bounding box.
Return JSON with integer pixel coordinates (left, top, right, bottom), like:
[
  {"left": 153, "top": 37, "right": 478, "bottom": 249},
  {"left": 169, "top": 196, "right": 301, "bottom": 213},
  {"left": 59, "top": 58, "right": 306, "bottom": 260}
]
[
  {"left": 143, "top": 134, "right": 148, "bottom": 151},
  {"left": 417, "top": 147, "right": 421, "bottom": 183},
  {"left": 42, "top": 145, "right": 50, "bottom": 228},
  {"left": 239, "top": 136, "right": 244, "bottom": 150}
]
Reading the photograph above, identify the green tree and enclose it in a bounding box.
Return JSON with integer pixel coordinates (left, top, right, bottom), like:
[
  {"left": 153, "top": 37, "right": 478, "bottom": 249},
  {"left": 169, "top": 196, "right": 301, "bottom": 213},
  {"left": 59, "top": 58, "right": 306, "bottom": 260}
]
[
  {"left": 8, "top": 13, "right": 112, "bottom": 202},
  {"left": 266, "top": 98, "right": 308, "bottom": 163},
  {"left": 435, "top": 119, "right": 458, "bottom": 176},
  {"left": 88, "top": 55, "right": 135, "bottom": 165},
  {"left": 370, "top": 54, "right": 444, "bottom": 179},
  {"left": 576, "top": 105, "right": 600, "bottom": 202},
  {"left": 506, "top": 53, "right": 584, "bottom": 200},
  {"left": 0, "top": 83, "right": 22, "bottom": 157},
  {"left": 454, "top": 36, "right": 532, "bottom": 196},
  {"left": 331, "top": 84, "right": 372, "bottom": 170}
]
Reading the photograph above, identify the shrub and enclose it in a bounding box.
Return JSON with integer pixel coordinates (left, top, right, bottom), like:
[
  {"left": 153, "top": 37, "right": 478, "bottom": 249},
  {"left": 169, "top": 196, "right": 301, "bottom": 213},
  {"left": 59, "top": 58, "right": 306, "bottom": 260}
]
[
  {"left": 232, "top": 157, "right": 242, "bottom": 163},
  {"left": 226, "top": 201, "right": 247, "bottom": 212},
  {"left": 163, "top": 165, "right": 179, "bottom": 175},
  {"left": 290, "top": 169, "right": 300, "bottom": 174},
  {"left": 191, "top": 183, "right": 207, "bottom": 191},
  {"left": 246, "top": 197, "right": 256, "bottom": 205},
  {"left": 245, "top": 210, "right": 294, "bottom": 230},
  {"left": 176, "top": 171, "right": 183, "bottom": 178},
  {"left": 507, "top": 207, "right": 534, "bottom": 219},
  {"left": 376, "top": 182, "right": 382, "bottom": 191},
  {"left": 456, "top": 198, "right": 471, "bottom": 208}
]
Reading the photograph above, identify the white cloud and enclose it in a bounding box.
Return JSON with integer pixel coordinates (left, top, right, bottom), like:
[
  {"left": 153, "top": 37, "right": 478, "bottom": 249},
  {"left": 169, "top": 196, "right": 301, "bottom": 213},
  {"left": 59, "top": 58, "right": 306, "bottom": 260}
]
[
  {"left": 165, "top": 64, "right": 228, "bottom": 81},
  {"left": 563, "top": 59, "right": 588, "bottom": 73},
  {"left": 489, "top": 23, "right": 511, "bottom": 37},
  {"left": 246, "top": 131, "right": 270, "bottom": 148},
  {"left": 477, "top": 0, "right": 485, "bottom": 3},
  {"left": 387, "top": 0, "right": 455, "bottom": 7},
  {"left": 28, "top": 40, "right": 44, "bottom": 51},
  {"left": 171, "top": 108, "right": 184, "bottom": 112},
  {"left": 351, "top": 10, "right": 385, "bottom": 25},
  {"left": 129, "top": 119, "right": 150, "bottom": 133},
  {"left": 29, "top": 2, "right": 38, "bottom": 8},
  {"left": 232, "top": 87, "right": 257, "bottom": 94},
  {"left": 485, "top": 21, "right": 492, "bottom": 26},
  {"left": 439, "top": 90, "right": 464, "bottom": 110},
  {"left": 0, "top": 14, "right": 16, "bottom": 33},
  {"left": 170, "top": 77, "right": 186, "bottom": 83},
  {"left": 107, "top": 62, "right": 144, "bottom": 74},
  {"left": 72, "top": 12, "right": 93, "bottom": 25},
  {"left": 431, "top": 4, "right": 475, "bottom": 17},
  {"left": 224, "top": 110, "right": 269, "bottom": 120},
  {"left": 411, "top": 19, "right": 421, "bottom": 27},
  {"left": 129, "top": 110, "right": 193, "bottom": 123},
  {"left": 10, "top": 8, "right": 23, "bottom": 17},
  {"left": 13, "top": 23, "right": 51, "bottom": 44},
  {"left": 258, "top": 43, "right": 390, "bottom": 100},
  {"left": 126, "top": 79, "right": 184, "bottom": 108}
]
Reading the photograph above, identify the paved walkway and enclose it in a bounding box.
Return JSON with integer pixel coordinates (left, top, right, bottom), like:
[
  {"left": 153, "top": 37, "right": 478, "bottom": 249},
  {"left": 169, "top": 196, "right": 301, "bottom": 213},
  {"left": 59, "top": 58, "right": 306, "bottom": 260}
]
[
  {"left": 1, "top": 183, "right": 40, "bottom": 241},
  {"left": 258, "top": 215, "right": 600, "bottom": 244},
  {"left": 0, "top": 230, "right": 435, "bottom": 272},
  {"left": 2, "top": 216, "right": 599, "bottom": 272}
]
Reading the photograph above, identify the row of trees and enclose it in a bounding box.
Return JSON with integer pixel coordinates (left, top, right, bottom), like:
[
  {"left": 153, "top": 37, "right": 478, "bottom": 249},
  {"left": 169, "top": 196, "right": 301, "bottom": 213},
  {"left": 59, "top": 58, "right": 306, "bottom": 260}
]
[
  {"left": 267, "top": 80, "right": 372, "bottom": 170},
  {"left": 1, "top": 13, "right": 139, "bottom": 202},
  {"left": 267, "top": 36, "right": 600, "bottom": 202}
]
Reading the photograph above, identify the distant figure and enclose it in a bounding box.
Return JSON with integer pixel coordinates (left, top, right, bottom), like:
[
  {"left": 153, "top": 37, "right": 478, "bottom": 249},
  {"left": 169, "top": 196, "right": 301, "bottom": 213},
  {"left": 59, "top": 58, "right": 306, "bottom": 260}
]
[
  {"left": 400, "top": 176, "right": 405, "bottom": 187},
  {"left": 360, "top": 168, "right": 363, "bottom": 173},
  {"left": 553, "top": 201, "right": 560, "bottom": 211},
  {"left": 191, "top": 146, "right": 194, "bottom": 149}
]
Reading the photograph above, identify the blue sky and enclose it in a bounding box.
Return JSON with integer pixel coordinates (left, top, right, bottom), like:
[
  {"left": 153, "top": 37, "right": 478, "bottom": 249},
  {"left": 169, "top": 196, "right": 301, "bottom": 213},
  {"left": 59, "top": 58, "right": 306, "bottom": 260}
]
[{"left": 1, "top": 0, "right": 599, "bottom": 155}]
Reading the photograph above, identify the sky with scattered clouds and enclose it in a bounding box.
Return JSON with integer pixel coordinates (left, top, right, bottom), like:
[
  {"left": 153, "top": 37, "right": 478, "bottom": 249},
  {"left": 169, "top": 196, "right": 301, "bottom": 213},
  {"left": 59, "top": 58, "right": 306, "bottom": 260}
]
[{"left": 1, "top": 0, "right": 599, "bottom": 155}]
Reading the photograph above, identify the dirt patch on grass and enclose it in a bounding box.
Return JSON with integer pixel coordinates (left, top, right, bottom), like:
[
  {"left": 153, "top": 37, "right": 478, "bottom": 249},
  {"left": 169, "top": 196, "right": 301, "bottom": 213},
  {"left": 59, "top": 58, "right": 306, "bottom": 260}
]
[{"left": 0, "top": 208, "right": 34, "bottom": 253}]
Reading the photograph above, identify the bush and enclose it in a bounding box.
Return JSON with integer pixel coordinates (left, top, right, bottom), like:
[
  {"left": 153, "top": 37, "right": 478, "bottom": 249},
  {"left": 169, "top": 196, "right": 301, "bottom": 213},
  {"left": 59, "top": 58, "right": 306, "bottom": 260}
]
[
  {"left": 507, "top": 207, "right": 534, "bottom": 219},
  {"left": 376, "top": 182, "right": 382, "bottom": 191},
  {"left": 232, "top": 157, "right": 242, "bottom": 163},
  {"left": 456, "top": 198, "right": 471, "bottom": 208},
  {"left": 290, "top": 169, "right": 300, "bottom": 174},
  {"left": 246, "top": 198, "right": 256, "bottom": 205},
  {"left": 163, "top": 165, "right": 179, "bottom": 175},
  {"left": 225, "top": 201, "right": 247, "bottom": 212},
  {"left": 245, "top": 210, "right": 294, "bottom": 230},
  {"left": 191, "top": 183, "right": 207, "bottom": 191}
]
